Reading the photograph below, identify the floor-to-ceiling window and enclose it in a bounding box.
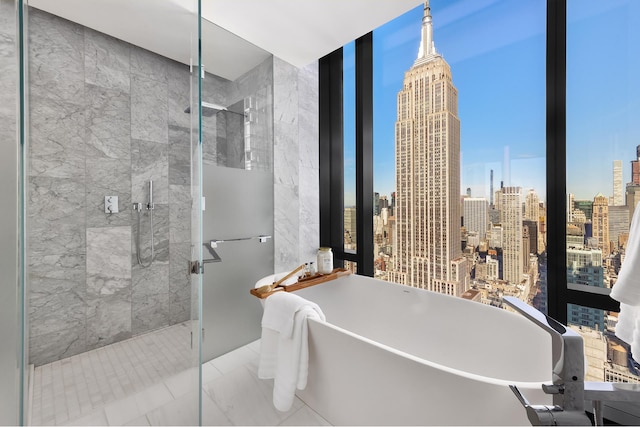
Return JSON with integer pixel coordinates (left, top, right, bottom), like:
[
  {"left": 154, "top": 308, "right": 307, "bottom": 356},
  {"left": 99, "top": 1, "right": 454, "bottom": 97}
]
[
  {"left": 320, "top": 0, "right": 640, "bottom": 404},
  {"left": 343, "top": 41, "right": 357, "bottom": 273},
  {"left": 565, "top": 0, "right": 640, "bottom": 384}
]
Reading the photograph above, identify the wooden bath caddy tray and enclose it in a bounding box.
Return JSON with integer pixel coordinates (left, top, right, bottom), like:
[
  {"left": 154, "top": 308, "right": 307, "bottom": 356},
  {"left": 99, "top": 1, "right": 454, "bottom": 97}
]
[{"left": 250, "top": 268, "right": 351, "bottom": 299}]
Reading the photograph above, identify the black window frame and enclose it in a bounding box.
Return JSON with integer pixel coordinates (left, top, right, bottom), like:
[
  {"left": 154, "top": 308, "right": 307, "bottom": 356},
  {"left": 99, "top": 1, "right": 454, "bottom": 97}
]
[{"left": 319, "top": 0, "right": 620, "bottom": 324}]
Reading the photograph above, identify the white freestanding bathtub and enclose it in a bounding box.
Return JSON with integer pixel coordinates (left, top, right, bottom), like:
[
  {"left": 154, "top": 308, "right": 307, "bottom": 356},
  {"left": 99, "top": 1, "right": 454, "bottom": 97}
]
[{"left": 280, "top": 274, "right": 553, "bottom": 426}]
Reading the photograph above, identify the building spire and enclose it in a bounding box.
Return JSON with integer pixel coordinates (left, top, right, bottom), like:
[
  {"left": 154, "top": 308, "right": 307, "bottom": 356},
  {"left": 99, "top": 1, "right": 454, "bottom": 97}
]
[{"left": 416, "top": 1, "right": 438, "bottom": 64}]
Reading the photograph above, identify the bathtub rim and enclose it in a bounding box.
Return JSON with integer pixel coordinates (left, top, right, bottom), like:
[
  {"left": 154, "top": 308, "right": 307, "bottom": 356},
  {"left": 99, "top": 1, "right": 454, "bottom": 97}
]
[{"left": 307, "top": 317, "right": 552, "bottom": 389}]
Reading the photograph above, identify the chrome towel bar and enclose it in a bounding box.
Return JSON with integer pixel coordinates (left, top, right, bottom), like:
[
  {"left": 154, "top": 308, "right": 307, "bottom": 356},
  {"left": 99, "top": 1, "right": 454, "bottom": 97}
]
[{"left": 209, "top": 235, "right": 272, "bottom": 247}]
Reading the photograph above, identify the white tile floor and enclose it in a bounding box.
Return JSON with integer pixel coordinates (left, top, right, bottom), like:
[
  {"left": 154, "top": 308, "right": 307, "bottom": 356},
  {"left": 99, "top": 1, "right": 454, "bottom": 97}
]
[{"left": 29, "top": 323, "right": 331, "bottom": 426}]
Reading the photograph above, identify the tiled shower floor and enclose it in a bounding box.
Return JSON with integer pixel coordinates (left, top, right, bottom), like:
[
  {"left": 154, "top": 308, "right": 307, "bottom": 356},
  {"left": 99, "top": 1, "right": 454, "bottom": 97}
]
[{"left": 29, "top": 323, "right": 330, "bottom": 426}]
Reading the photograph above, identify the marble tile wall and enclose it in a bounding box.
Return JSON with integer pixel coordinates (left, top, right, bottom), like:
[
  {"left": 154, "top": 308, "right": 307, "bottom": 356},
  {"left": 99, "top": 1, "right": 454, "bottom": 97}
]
[
  {"left": 273, "top": 58, "right": 320, "bottom": 272},
  {"left": 28, "top": 8, "right": 193, "bottom": 366}
]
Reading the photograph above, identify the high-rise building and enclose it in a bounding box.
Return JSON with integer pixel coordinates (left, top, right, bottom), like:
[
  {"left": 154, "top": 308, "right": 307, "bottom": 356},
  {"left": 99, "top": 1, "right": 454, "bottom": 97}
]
[
  {"left": 525, "top": 189, "right": 540, "bottom": 222},
  {"left": 523, "top": 219, "right": 539, "bottom": 255},
  {"left": 344, "top": 207, "right": 357, "bottom": 248},
  {"left": 632, "top": 145, "right": 640, "bottom": 185},
  {"left": 613, "top": 160, "right": 623, "bottom": 206},
  {"left": 463, "top": 198, "right": 488, "bottom": 241},
  {"left": 489, "top": 224, "right": 503, "bottom": 249},
  {"left": 574, "top": 200, "right": 593, "bottom": 221},
  {"left": 374, "top": 192, "right": 380, "bottom": 216},
  {"left": 568, "top": 193, "right": 575, "bottom": 223},
  {"left": 522, "top": 225, "right": 531, "bottom": 271},
  {"left": 567, "top": 247, "right": 606, "bottom": 331},
  {"left": 626, "top": 145, "right": 640, "bottom": 222},
  {"left": 608, "top": 205, "right": 629, "bottom": 251},
  {"left": 500, "top": 186, "right": 523, "bottom": 284},
  {"left": 490, "top": 169, "right": 494, "bottom": 207},
  {"left": 389, "top": 2, "right": 466, "bottom": 297},
  {"left": 592, "top": 194, "right": 609, "bottom": 254}
]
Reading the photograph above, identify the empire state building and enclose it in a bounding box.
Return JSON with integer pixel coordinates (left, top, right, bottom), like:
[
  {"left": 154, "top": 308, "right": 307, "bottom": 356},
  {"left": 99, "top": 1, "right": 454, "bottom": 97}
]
[{"left": 389, "top": 2, "right": 467, "bottom": 296}]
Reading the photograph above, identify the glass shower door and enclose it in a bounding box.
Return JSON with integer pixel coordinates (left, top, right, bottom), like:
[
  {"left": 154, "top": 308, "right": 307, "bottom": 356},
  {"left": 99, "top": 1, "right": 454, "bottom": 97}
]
[{"left": 0, "top": 0, "right": 25, "bottom": 424}]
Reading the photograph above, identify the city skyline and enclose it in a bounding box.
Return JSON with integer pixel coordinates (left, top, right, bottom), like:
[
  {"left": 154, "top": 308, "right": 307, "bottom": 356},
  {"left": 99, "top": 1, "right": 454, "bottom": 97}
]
[
  {"left": 361, "top": 0, "right": 640, "bottom": 386},
  {"left": 344, "top": 0, "right": 640, "bottom": 206}
]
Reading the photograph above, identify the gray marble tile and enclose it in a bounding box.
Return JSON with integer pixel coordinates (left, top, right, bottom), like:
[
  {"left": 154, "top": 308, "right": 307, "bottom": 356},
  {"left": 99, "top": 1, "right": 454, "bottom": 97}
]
[
  {"left": 274, "top": 184, "right": 300, "bottom": 270},
  {"left": 299, "top": 222, "right": 320, "bottom": 265},
  {"left": 298, "top": 61, "right": 319, "bottom": 112},
  {"left": 298, "top": 65, "right": 319, "bottom": 171},
  {"left": 280, "top": 405, "right": 331, "bottom": 426},
  {"left": 201, "top": 71, "right": 229, "bottom": 126},
  {"left": 202, "top": 128, "right": 217, "bottom": 165},
  {"left": 214, "top": 114, "right": 228, "bottom": 167},
  {"left": 168, "top": 295, "right": 191, "bottom": 325},
  {"left": 167, "top": 60, "right": 191, "bottom": 128},
  {"left": 84, "top": 27, "right": 130, "bottom": 93},
  {"left": 131, "top": 45, "right": 168, "bottom": 84},
  {"left": 29, "top": 253, "right": 86, "bottom": 287},
  {"left": 29, "top": 326, "right": 86, "bottom": 366},
  {"left": 131, "top": 204, "right": 169, "bottom": 265},
  {"left": 86, "top": 226, "right": 132, "bottom": 281},
  {"left": 169, "top": 242, "right": 191, "bottom": 324},
  {"left": 147, "top": 390, "right": 231, "bottom": 426},
  {"left": 28, "top": 176, "right": 85, "bottom": 224},
  {"left": 132, "top": 263, "right": 169, "bottom": 334},
  {"left": 29, "top": 252, "right": 86, "bottom": 339},
  {"left": 213, "top": 109, "right": 247, "bottom": 169},
  {"left": 28, "top": 8, "right": 85, "bottom": 105},
  {"left": 169, "top": 125, "right": 190, "bottom": 185},
  {"left": 85, "top": 84, "right": 131, "bottom": 160},
  {"left": 299, "top": 168, "right": 319, "bottom": 227},
  {"left": 131, "top": 74, "right": 168, "bottom": 143},
  {"left": 132, "top": 138, "right": 169, "bottom": 205},
  {"left": 169, "top": 185, "right": 191, "bottom": 244},
  {"left": 85, "top": 219, "right": 131, "bottom": 347},
  {"left": 0, "top": 0, "right": 16, "bottom": 37},
  {"left": 30, "top": 285, "right": 86, "bottom": 337},
  {"left": 203, "top": 365, "right": 302, "bottom": 426},
  {"left": 86, "top": 226, "right": 132, "bottom": 349},
  {"left": 29, "top": 97, "right": 85, "bottom": 179},
  {"left": 169, "top": 242, "right": 191, "bottom": 284},
  {"left": 29, "top": 222, "right": 86, "bottom": 256},
  {"left": 86, "top": 292, "right": 132, "bottom": 350},
  {"left": 226, "top": 112, "right": 245, "bottom": 169},
  {"left": 273, "top": 59, "right": 299, "bottom": 126},
  {"left": 86, "top": 156, "right": 132, "bottom": 228},
  {"left": 274, "top": 125, "right": 299, "bottom": 187}
]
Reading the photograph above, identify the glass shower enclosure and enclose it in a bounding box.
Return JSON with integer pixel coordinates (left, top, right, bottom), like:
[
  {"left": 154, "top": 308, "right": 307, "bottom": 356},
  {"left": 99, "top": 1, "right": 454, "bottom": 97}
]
[
  {"left": 2, "top": 0, "right": 278, "bottom": 423},
  {"left": 14, "top": 0, "right": 204, "bottom": 424}
]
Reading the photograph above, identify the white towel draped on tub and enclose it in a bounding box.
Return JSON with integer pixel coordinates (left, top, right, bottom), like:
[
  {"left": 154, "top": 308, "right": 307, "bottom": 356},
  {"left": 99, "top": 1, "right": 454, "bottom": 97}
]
[
  {"left": 611, "top": 205, "right": 640, "bottom": 364},
  {"left": 258, "top": 292, "right": 326, "bottom": 412}
]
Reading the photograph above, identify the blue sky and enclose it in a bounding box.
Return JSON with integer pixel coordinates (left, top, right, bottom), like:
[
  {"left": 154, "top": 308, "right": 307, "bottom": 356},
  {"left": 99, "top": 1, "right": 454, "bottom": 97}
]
[{"left": 344, "top": 0, "right": 640, "bottom": 206}]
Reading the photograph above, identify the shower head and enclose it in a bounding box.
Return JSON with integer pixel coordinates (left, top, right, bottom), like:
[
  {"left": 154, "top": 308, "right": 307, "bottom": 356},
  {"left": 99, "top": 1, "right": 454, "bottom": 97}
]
[{"left": 183, "top": 101, "right": 228, "bottom": 117}]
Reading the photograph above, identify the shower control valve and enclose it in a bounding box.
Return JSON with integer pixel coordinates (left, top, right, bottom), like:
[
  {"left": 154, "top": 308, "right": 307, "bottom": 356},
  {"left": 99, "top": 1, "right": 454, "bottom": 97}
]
[{"left": 105, "top": 196, "right": 119, "bottom": 214}]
